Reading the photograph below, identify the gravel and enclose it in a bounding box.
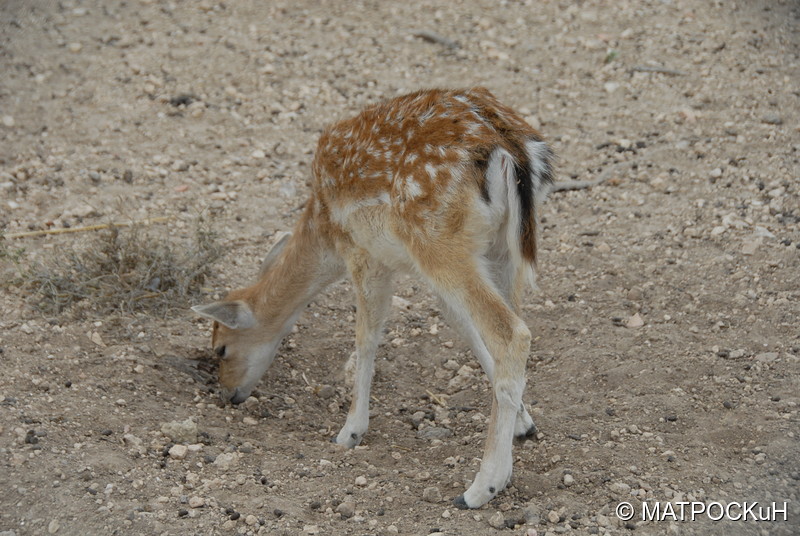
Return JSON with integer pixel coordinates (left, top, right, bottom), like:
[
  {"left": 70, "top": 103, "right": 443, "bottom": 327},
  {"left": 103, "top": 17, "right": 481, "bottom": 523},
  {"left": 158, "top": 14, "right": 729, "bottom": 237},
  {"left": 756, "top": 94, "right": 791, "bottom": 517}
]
[{"left": 0, "top": 1, "right": 798, "bottom": 535}]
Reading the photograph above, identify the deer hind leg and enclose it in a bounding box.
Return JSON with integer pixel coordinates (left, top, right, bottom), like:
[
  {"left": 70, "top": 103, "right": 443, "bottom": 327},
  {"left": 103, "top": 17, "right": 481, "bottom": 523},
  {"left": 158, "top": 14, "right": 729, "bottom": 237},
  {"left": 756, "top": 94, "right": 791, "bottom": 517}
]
[
  {"left": 490, "top": 255, "right": 538, "bottom": 440},
  {"left": 419, "top": 257, "right": 531, "bottom": 508},
  {"left": 333, "top": 250, "right": 393, "bottom": 448},
  {"left": 441, "top": 297, "right": 537, "bottom": 440}
]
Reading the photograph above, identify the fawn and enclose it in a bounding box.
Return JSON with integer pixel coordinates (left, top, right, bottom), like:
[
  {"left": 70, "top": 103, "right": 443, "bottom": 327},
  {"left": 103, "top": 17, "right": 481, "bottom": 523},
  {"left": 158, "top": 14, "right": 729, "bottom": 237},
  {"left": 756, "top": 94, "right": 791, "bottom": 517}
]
[{"left": 193, "top": 87, "right": 554, "bottom": 508}]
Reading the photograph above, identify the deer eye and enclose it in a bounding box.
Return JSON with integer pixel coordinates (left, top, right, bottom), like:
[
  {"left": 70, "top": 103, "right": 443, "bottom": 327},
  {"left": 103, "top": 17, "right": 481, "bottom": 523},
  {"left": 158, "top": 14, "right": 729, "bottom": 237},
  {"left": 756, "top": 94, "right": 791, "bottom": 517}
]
[{"left": 215, "top": 346, "right": 226, "bottom": 358}]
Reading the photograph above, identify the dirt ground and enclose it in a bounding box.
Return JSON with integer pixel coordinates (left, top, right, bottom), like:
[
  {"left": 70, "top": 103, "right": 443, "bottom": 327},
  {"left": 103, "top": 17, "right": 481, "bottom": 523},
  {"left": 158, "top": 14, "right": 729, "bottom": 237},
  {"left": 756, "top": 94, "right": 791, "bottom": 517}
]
[{"left": 1, "top": 0, "right": 798, "bottom": 535}]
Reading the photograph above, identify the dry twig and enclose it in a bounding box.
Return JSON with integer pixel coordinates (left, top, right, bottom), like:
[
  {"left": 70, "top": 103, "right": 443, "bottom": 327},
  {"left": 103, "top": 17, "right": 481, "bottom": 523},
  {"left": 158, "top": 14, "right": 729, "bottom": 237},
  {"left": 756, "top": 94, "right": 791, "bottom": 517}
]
[
  {"left": 631, "top": 65, "right": 687, "bottom": 76},
  {"left": 549, "top": 162, "right": 632, "bottom": 193},
  {"left": 5, "top": 216, "right": 173, "bottom": 239},
  {"left": 412, "top": 30, "right": 459, "bottom": 49}
]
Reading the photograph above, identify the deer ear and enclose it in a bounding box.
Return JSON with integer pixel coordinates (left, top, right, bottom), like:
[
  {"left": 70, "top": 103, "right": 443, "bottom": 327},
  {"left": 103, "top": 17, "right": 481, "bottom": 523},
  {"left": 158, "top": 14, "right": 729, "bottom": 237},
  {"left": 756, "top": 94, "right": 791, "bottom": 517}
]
[
  {"left": 191, "top": 300, "right": 256, "bottom": 330},
  {"left": 259, "top": 232, "right": 292, "bottom": 276}
]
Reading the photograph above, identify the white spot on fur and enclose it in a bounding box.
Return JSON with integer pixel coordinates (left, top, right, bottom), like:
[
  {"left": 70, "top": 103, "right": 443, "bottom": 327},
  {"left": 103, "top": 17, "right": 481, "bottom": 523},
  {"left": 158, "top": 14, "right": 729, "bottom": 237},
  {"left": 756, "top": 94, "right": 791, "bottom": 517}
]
[
  {"left": 404, "top": 177, "right": 422, "bottom": 199},
  {"left": 425, "top": 163, "right": 437, "bottom": 180}
]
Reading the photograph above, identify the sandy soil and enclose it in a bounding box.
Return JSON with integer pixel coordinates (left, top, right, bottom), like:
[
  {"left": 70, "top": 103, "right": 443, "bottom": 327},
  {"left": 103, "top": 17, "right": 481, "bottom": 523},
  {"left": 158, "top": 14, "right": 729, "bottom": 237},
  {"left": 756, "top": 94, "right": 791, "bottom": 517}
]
[{"left": 1, "top": 1, "right": 798, "bottom": 535}]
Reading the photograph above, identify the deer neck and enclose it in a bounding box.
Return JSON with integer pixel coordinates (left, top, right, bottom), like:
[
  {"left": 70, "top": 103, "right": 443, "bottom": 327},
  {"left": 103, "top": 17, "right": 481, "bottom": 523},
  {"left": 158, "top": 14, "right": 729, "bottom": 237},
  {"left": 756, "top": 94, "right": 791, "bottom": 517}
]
[{"left": 249, "top": 207, "right": 342, "bottom": 335}]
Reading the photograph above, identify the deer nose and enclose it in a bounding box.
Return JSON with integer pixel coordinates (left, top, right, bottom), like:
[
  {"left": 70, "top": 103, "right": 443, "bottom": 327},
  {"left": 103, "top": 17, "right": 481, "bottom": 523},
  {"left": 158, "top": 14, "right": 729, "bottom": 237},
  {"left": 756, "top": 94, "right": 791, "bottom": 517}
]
[{"left": 220, "top": 387, "right": 250, "bottom": 405}]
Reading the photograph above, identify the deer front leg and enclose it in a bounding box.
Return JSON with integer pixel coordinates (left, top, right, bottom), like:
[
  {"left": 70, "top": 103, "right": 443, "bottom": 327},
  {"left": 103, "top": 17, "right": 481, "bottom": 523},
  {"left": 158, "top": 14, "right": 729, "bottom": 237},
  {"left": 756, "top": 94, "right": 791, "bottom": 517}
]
[{"left": 334, "top": 254, "right": 393, "bottom": 448}]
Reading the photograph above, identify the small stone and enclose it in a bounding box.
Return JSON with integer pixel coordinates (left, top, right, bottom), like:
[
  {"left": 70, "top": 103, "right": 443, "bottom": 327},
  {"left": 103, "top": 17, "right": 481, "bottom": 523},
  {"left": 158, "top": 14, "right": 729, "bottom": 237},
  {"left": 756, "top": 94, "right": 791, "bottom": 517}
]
[
  {"left": 214, "top": 452, "right": 238, "bottom": 470},
  {"left": 723, "top": 401, "right": 735, "bottom": 409},
  {"left": 67, "top": 42, "right": 83, "bottom": 53},
  {"left": 547, "top": 510, "right": 560, "bottom": 523},
  {"left": 242, "top": 416, "right": 258, "bottom": 425},
  {"left": 392, "top": 295, "right": 412, "bottom": 309},
  {"left": 188, "top": 496, "right": 205, "bottom": 508},
  {"left": 709, "top": 167, "right": 722, "bottom": 178},
  {"left": 488, "top": 511, "right": 506, "bottom": 529},
  {"left": 422, "top": 486, "right": 442, "bottom": 503},
  {"left": 355, "top": 475, "right": 368, "bottom": 487},
  {"left": 1, "top": 116, "right": 14, "bottom": 128},
  {"left": 610, "top": 481, "right": 631, "bottom": 494},
  {"left": 761, "top": 114, "right": 783, "bottom": 125},
  {"left": 416, "top": 427, "right": 453, "bottom": 440},
  {"left": 596, "top": 242, "right": 611, "bottom": 253},
  {"left": 171, "top": 160, "right": 189, "bottom": 172},
  {"left": 626, "top": 313, "right": 644, "bottom": 329},
  {"left": 755, "top": 352, "right": 778, "bottom": 363},
  {"left": 317, "top": 385, "right": 335, "bottom": 399},
  {"left": 604, "top": 82, "right": 619, "bottom": 93},
  {"left": 177, "top": 509, "right": 189, "bottom": 518},
  {"left": 160, "top": 419, "right": 197, "bottom": 443},
  {"left": 336, "top": 500, "right": 355, "bottom": 519},
  {"left": 251, "top": 149, "right": 266, "bottom": 159},
  {"left": 47, "top": 520, "right": 60, "bottom": 534},
  {"left": 168, "top": 444, "right": 188, "bottom": 460},
  {"left": 523, "top": 504, "right": 540, "bottom": 525},
  {"left": 245, "top": 514, "right": 258, "bottom": 526},
  {"left": 741, "top": 240, "right": 760, "bottom": 256},
  {"left": 563, "top": 474, "right": 575, "bottom": 486}
]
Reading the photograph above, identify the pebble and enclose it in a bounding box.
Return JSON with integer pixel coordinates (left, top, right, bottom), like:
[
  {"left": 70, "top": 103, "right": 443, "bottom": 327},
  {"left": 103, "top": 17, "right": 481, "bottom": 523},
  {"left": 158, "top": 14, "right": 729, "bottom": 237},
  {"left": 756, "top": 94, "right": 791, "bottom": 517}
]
[
  {"left": 336, "top": 500, "right": 355, "bottom": 519},
  {"left": 761, "top": 114, "right": 783, "bottom": 125},
  {"left": 355, "top": 475, "right": 368, "bottom": 486},
  {"left": 422, "top": 486, "right": 442, "bottom": 503},
  {"left": 626, "top": 313, "right": 644, "bottom": 329},
  {"left": 245, "top": 514, "right": 258, "bottom": 526},
  {"left": 213, "top": 452, "right": 238, "bottom": 470},
  {"left": 523, "top": 504, "right": 540, "bottom": 525},
  {"left": 188, "top": 496, "right": 205, "bottom": 508},
  {"left": 242, "top": 416, "right": 258, "bottom": 425},
  {"left": 610, "top": 481, "right": 631, "bottom": 494},
  {"left": 563, "top": 473, "right": 575, "bottom": 486},
  {"left": 417, "top": 427, "right": 453, "bottom": 440},
  {"left": 741, "top": 240, "right": 760, "bottom": 256},
  {"left": 168, "top": 444, "right": 188, "bottom": 460},
  {"left": 160, "top": 419, "right": 197, "bottom": 443},
  {"left": 47, "top": 520, "right": 59, "bottom": 534},
  {"left": 547, "top": 510, "right": 561, "bottom": 523},
  {"left": 1, "top": 116, "right": 14, "bottom": 128},
  {"left": 755, "top": 352, "right": 778, "bottom": 363},
  {"left": 488, "top": 511, "right": 506, "bottom": 529},
  {"left": 317, "top": 385, "right": 336, "bottom": 399}
]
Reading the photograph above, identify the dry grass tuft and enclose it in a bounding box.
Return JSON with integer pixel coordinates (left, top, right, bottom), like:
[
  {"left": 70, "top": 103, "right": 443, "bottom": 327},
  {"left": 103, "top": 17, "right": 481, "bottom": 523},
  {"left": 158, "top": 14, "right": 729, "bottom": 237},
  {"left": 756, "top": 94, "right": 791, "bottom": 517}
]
[{"left": 5, "top": 215, "right": 222, "bottom": 317}]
